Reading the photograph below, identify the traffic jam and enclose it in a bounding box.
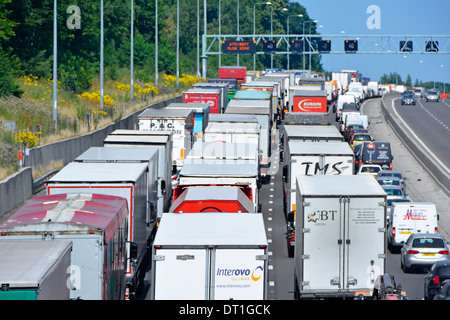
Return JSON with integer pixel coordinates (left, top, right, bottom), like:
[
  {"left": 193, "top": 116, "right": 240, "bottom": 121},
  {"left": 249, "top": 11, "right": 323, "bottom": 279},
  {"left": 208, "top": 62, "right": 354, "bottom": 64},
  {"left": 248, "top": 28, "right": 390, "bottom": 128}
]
[{"left": 0, "top": 66, "right": 448, "bottom": 301}]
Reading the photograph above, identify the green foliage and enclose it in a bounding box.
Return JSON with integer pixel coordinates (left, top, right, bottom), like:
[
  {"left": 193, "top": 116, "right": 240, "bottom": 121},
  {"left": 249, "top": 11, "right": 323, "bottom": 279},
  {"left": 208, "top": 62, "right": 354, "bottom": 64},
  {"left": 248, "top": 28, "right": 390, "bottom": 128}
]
[
  {"left": 59, "top": 55, "right": 94, "bottom": 93},
  {"left": 1, "top": 0, "right": 324, "bottom": 88}
]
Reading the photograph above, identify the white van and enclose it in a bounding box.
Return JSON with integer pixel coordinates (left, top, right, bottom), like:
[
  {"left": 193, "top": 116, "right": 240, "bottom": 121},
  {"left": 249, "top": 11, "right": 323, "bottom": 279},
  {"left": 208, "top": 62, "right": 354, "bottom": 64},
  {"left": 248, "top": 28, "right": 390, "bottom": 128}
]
[
  {"left": 388, "top": 202, "right": 439, "bottom": 252},
  {"left": 335, "top": 94, "right": 356, "bottom": 121}
]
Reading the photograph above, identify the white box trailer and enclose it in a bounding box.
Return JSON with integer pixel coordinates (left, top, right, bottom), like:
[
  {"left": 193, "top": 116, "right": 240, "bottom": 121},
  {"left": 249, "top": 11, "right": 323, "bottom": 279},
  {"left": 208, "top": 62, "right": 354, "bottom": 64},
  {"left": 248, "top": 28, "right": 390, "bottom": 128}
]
[
  {"left": 166, "top": 102, "right": 210, "bottom": 139},
  {"left": 179, "top": 158, "right": 261, "bottom": 211},
  {"left": 281, "top": 124, "right": 344, "bottom": 147},
  {"left": 138, "top": 108, "right": 194, "bottom": 169},
  {"left": 224, "top": 99, "right": 271, "bottom": 167},
  {"left": 283, "top": 141, "right": 355, "bottom": 216},
  {"left": 0, "top": 240, "right": 72, "bottom": 300},
  {"left": 203, "top": 122, "right": 260, "bottom": 153},
  {"left": 150, "top": 212, "right": 268, "bottom": 300},
  {"left": 294, "top": 175, "right": 387, "bottom": 300},
  {"left": 74, "top": 146, "right": 161, "bottom": 220},
  {"left": 208, "top": 113, "right": 259, "bottom": 125},
  {"left": 187, "top": 141, "right": 259, "bottom": 162},
  {"left": 103, "top": 129, "right": 174, "bottom": 215},
  {"left": 0, "top": 193, "right": 128, "bottom": 300},
  {"left": 46, "top": 162, "right": 151, "bottom": 299},
  {"left": 388, "top": 202, "right": 439, "bottom": 252}
]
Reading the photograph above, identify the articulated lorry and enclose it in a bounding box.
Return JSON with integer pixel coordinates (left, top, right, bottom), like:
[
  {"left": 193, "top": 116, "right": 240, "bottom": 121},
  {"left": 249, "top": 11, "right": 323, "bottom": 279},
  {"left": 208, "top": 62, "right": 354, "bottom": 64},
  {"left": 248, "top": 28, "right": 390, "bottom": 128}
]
[
  {"left": 294, "top": 175, "right": 387, "bottom": 300},
  {"left": 150, "top": 212, "right": 268, "bottom": 300},
  {"left": 0, "top": 193, "right": 128, "bottom": 300},
  {"left": 0, "top": 240, "right": 72, "bottom": 300}
]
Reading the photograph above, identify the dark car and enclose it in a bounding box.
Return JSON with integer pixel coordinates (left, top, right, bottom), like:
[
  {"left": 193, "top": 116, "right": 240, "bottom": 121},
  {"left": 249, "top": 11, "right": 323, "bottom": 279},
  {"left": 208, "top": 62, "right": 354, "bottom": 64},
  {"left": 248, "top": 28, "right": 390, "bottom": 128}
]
[
  {"left": 343, "top": 123, "right": 365, "bottom": 141},
  {"left": 433, "top": 280, "right": 450, "bottom": 300},
  {"left": 401, "top": 91, "right": 416, "bottom": 105},
  {"left": 424, "top": 260, "right": 450, "bottom": 300},
  {"left": 355, "top": 141, "right": 393, "bottom": 172}
]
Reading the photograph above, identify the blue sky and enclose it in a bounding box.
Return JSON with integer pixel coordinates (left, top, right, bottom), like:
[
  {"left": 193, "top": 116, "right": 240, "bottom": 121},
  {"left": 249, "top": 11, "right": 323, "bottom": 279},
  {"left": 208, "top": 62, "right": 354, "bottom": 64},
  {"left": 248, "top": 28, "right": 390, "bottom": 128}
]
[{"left": 293, "top": 0, "right": 450, "bottom": 84}]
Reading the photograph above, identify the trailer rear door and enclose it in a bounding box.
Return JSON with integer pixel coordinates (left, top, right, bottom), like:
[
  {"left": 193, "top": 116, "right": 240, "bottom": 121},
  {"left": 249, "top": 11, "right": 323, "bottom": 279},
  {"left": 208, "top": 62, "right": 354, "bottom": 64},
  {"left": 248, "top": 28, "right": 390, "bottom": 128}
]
[
  {"left": 301, "top": 197, "right": 341, "bottom": 291},
  {"left": 346, "top": 197, "right": 385, "bottom": 292},
  {"left": 153, "top": 249, "right": 208, "bottom": 300},
  {"left": 212, "top": 248, "right": 266, "bottom": 300}
]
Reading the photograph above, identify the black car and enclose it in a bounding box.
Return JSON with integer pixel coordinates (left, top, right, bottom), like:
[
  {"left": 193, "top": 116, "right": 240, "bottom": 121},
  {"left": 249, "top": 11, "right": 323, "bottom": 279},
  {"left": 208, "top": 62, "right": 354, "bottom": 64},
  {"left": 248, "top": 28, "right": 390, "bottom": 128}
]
[
  {"left": 401, "top": 91, "right": 416, "bottom": 105},
  {"left": 433, "top": 280, "right": 450, "bottom": 300},
  {"left": 424, "top": 260, "right": 450, "bottom": 300},
  {"left": 355, "top": 141, "right": 393, "bottom": 172}
]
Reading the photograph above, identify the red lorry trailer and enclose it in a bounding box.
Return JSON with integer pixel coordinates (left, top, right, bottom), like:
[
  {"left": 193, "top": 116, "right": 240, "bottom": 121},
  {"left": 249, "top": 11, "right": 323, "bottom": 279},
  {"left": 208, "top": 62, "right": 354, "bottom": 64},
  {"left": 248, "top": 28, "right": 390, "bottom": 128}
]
[
  {"left": 219, "top": 66, "right": 247, "bottom": 84},
  {"left": 170, "top": 185, "right": 255, "bottom": 213},
  {"left": 289, "top": 89, "right": 328, "bottom": 113},
  {"left": 183, "top": 88, "right": 222, "bottom": 114},
  {"left": 0, "top": 193, "right": 129, "bottom": 300}
]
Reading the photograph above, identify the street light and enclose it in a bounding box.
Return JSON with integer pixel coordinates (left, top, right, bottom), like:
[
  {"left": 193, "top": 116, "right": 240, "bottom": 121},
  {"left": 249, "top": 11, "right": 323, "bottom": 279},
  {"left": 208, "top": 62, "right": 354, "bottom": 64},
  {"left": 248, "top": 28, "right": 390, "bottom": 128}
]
[
  {"left": 270, "top": 8, "right": 288, "bottom": 69},
  {"left": 253, "top": 2, "right": 272, "bottom": 70},
  {"left": 287, "top": 14, "right": 303, "bottom": 70},
  {"left": 309, "top": 22, "right": 320, "bottom": 72},
  {"left": 302, "top": 19, "right": 316, "bottom": 71}
]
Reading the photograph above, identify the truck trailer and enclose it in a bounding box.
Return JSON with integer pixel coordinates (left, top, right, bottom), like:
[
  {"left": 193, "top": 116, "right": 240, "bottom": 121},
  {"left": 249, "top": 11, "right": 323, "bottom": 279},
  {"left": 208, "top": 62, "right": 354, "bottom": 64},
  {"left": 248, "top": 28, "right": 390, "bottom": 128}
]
[
  {"left": 0, "top": 193, "right": 128, "bottom": 300},
  {"left": 282, "top": 140, "right": 355, "bottom": 217},
  {"left": 138, "top": 108, "right": 194, "bottom": 169},
  {"left": 224, "top": 99, "right": 272, "bottom": 167},
  {"left": 169, "top": 185, "right": 255, "bottom": 213},
  {"left": 46, "top": 162, "right": 152, "bottom": 299},
  {"left": 150, "top": 212, "right": 268, "bottom": 300},
  {"left": 294, "top": 175, "right": 387, "bottom": 300},
  {"left": 178, "top": 158, "right": 261, "bottom": 211},
  {"left": 289, "top": 89, "right": 328, "bottom": 113},
  {"left": 166, "top": 102, "right": 210, "bottom": 139},
  {"left": 103, "top": 129, "right": 174, "bottom": 216},
  {"left": 0, "top": 240, "right": 72, "bottom": 300},
  {"left": 183, "top": 88, "right": 223, "bottom": 114}
]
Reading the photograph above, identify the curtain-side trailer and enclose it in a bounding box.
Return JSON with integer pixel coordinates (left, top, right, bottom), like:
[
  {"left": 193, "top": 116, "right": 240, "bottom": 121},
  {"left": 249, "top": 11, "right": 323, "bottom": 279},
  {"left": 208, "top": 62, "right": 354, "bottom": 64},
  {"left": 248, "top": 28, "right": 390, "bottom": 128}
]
[
  {"left": 0, "top": 193, "right": 129, "bottom": 300},
  {"left": 46, "top": 162, "right": 151, "bottom": 299}
]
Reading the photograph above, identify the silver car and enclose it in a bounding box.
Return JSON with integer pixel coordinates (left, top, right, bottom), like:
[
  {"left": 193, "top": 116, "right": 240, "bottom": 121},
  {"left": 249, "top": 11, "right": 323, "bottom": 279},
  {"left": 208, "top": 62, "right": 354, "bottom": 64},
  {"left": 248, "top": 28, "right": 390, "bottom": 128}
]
[
  {"left": 425, "top": 89, "right": 440, "bottom": 102},
  {"left": 382, "top": 185, "right": 407, "bottom": 202},
  {"left": 401, "top": 233, "right": 450, "bottom": 273},
  {"left": 377, "top": 170, "right": 407, "bottom": 188}
]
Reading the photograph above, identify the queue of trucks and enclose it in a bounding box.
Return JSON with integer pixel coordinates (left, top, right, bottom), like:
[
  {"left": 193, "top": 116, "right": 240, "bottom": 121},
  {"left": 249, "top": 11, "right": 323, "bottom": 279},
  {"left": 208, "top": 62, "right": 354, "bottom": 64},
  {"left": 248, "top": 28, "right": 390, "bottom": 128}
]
[{"left": 0, "top": 66, "right": 432, "bottom": 301}]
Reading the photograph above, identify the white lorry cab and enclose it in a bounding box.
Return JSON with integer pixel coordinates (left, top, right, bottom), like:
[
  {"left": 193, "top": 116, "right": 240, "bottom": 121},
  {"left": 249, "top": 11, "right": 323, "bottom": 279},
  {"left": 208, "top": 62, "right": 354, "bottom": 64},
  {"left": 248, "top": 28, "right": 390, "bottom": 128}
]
[{"left": 388, "top": 202, "right": 439, "bottom": 252}]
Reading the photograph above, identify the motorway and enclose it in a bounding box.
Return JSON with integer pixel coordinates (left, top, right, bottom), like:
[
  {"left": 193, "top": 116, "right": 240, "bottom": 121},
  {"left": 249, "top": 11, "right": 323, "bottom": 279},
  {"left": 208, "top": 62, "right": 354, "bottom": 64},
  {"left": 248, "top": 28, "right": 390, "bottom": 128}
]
[
  {"left": 394, "top": 95, "right": 450, "bottom": 170},
  {"left": 139, "top": 94, "right": 450, "bottom": 301},
  {"left": 4, "top": 93, "right": 449, "bottom": 301}
]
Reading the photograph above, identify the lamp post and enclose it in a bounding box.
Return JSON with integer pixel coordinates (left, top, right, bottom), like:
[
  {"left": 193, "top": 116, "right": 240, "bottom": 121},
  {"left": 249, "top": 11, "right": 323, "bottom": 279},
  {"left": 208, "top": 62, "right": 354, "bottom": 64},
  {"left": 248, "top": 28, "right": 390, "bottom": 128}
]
[
  {"left": 53, "top": 0, "right": 57, "bottom": 130},
  {"left": 155, "top": 0, "right": 158, "bottom": 85},
  {"left": 287, "top": 14, "right": 303, "bottom": 70},
  {"left": 270, "top": 8, "right": 288, "bottom": 69},
  {"left": 176, "top": 0, "right": 179, "bottom": 87},
  {"left": 302, "top": 19, "right": 316, "bottom": 70},
  {"left": 309, "top": 22, "right": 319, "bottom": 71},
  {"left": 253, "top": 2, "right": 272, "bottom": 70}
]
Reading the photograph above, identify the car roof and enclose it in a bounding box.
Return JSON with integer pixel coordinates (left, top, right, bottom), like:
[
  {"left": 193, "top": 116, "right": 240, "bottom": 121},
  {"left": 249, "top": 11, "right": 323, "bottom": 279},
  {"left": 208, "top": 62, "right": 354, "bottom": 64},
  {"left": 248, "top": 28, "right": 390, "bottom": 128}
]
[{"left": 409, "top": 233, "right": 446, "bottom": 240}]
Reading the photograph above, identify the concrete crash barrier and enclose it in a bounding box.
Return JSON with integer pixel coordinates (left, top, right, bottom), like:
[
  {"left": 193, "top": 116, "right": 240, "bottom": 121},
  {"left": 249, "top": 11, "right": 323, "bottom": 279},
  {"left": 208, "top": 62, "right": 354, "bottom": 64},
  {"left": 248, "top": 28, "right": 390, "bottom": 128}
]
[
  {"left": 0, "top": 167, "right": 33, "bottom": 219},
  {"left": 380, "top": 93, "right": 450, "bottom": 196},
  {"left": 0, "top": 95, "right": 182, "bottom": 220}
]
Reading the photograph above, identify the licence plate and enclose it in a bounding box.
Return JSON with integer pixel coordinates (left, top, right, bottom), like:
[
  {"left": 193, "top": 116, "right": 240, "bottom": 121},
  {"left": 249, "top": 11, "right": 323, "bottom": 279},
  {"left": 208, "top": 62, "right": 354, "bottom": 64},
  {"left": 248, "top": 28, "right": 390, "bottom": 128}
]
[
  {"left": 400, "top": 231, "right": 412, "bottom": 235},
  {"left": 422, "top": 253, "right": 435, "bottom": 256}
]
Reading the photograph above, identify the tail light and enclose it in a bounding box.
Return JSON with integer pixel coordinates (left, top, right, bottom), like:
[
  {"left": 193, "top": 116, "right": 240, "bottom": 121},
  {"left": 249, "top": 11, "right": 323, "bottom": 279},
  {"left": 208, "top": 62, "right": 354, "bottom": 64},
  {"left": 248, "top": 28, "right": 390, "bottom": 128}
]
[
  {"left": 432, "top": 275, "right": 440, "bottom": 285},
  {"left": 439, "top": 250, "right": 449, "bottom": 255},
  {"left": 407, "top": 250, "right": 419, "bottom": 255},
  {"left": 435, "top": 227, "right": 438, "bottom": 233},
  {"left": 392, "top": 227, "right": 396, "bottom": 238}
]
